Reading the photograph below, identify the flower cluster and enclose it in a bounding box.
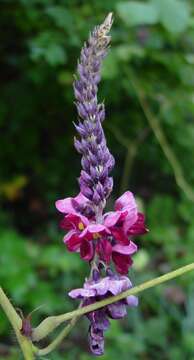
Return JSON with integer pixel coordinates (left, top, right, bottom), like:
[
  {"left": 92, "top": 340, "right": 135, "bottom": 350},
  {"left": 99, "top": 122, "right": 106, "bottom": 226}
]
[
  {"left": 73, "top": 12, "right": 115, "bottom": 207},
  {"left": 56, "top": 13, "right": 148, "bottom": 356},
  {"left": 56, "top": 190, "right": 147, "bottom": 274},
  {"left": 69, "top": 270, "right": 138, "bottom": 355}
]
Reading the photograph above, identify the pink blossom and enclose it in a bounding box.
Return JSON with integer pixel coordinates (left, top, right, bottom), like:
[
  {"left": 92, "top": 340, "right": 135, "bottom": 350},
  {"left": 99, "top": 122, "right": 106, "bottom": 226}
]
[{"left": 55, "top": 191, "right": 148, "bottom": 273}]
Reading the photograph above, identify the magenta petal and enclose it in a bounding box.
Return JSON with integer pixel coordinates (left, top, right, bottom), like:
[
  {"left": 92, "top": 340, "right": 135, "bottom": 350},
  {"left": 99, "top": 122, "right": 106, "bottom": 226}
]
[
  {"left": 112, "top": 241, "right": 137, "bottom": 255},
  {"left": 55, "top": 197, "right": 75, "bottom": 214},
  {"left": 103, "top": 211, "right": 121, "bottom": 227},
  {"left": 86, "top": 224, "right": 109, "bottom": 233},
  {"left": 115, "top": 191, "right": 138, "bottom": 232},
  {"left": 63, "top": 230, "right": 78, "bottom": 243},
  {"left": 80, "top": 224, "right": 110, "bottom": 239},
  {"left": 65, "top": 213, "right": 89, "bottom": 228},
  {"left": 128, "top": 212, "right": 149, "bottom": 235},
  {"left": 123, "top": 212, "right": 138, "bottom": 233},
  {"left": 110, "top": 227, "right": 130, "bottom": 245},
  {"left": 112, "top": 253, "right": 133, "bottom": 274},
  {"left": 55, "top": 192, "right": 88, "bottom": 214},
  {"left": 68, "top": 288, "right": 96, "bottom": 298},
  {"left": 74, "top": 192, "right": 88, "bottom": 206},
  {"left": 80, "top": 240, "right": 94, "bottom": 261},
  {"left": 96, "top": 239, "right": 112, "bottom": 264},
  {"left": 115, "top": 191, "right": 137, "bottom": 211},
  {"left": 64, "top": 231, "right": 82, "bottom": 252},
  {"left": 60, "top": 217, "right": 73, "bottom": 230}
]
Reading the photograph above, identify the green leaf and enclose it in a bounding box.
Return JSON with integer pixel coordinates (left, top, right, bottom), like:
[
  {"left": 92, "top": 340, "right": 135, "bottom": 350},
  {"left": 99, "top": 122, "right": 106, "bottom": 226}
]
[
  {"left": 46, "top": 6, "right": 74, "bottom": 30},
  {"left": 29, "top": 32, "right": 66, "bottom": 66},
  {"left": 116, "top": 1, "right": 159, "bottom": 26},
  {"left": 115, "top": 45, "right": 145, "bottom": 61},
  {"left": 44, "top": 44, "right": 66, "bottom": 66},
  {"left": 134, "top": 250, "right": 150, "bottom": 271},
  {"left": 152, "top": 0, "right": 190, "bottom": 33},
  {"left": 102, "top": 50, "right": 119, "bottom": 79}
]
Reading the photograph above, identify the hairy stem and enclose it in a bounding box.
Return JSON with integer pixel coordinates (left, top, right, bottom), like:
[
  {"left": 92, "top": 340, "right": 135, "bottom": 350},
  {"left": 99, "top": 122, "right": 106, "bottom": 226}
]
[
  {"left": 0, "top": 287, "right": 35, "bottom": 360},
  {"left": 32, "top": 262, "right": 194, "bottom": 342}
]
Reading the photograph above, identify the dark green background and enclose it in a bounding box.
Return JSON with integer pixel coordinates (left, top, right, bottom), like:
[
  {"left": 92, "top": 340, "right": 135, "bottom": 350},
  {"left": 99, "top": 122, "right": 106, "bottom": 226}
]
[{"left": 1, "top": 0, "right": 194, "bottom": 359}]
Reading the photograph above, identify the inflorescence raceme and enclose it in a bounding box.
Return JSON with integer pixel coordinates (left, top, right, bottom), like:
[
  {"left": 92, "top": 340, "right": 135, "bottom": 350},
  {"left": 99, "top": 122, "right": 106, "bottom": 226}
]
[{"left": 55, "top": 13, "right": 148, "bottom": 356}]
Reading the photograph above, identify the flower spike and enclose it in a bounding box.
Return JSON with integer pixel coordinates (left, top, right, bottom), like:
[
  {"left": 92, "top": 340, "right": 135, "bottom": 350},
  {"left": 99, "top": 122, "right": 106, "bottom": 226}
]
[{"left": 55, "top": 13, "right": 148, "bottom": 356}]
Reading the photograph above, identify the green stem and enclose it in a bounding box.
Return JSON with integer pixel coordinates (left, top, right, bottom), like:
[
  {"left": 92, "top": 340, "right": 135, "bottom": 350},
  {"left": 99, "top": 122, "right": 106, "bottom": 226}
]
[
  {"left": 0, "top": 287, "right": 35, "bottom": 360},
  {"left": 35, "top": 300, "right": 83, "bottom": 356},
  {"left": 106, "top": 124, "right": 148, "bottom": 195},
  {"left": 36, "top": 315, "right": 80, "bottom": 356},
  {"left": 33, "top": 262, "right": 194, "bottom": 342},
  {"left": 120, "top": 143, "right": 138, "bottom": 194}
]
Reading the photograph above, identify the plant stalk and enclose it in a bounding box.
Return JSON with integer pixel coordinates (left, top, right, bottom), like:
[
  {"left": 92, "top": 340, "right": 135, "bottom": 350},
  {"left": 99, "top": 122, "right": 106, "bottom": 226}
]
[
  {"left": 32, "top": 262, "right": 194, "bottom": 342},
  {"left": 0, "top": 287, "right": 35, "bottom": 360}
]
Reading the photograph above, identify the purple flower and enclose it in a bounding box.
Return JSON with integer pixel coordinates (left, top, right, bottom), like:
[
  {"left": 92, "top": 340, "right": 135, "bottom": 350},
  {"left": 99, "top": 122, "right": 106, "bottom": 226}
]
[
  {"left": 56, "top": 190, "right": 148, "bottom": 273},
  {"left": 55, "top": 14, "right": 149, "bottom": 356},
  {"left": 69, "top": 274, "right": 138, "bottom": 308},
  {"left": 69, "top": 273, "right": 138, "bottom": 356},
  {"left": 73, "top": 13, "right": 115, "bottom": 208}
]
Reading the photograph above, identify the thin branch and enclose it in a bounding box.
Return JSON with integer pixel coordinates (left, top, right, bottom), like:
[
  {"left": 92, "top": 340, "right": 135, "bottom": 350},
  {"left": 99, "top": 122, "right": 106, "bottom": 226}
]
[
  {"left": 120, "top": 144, "right": 138, "bottom": 193},
  {"left": 36, "top": 315, "right": 80, "bottom": 356},
  {"left": 106, "top": 124, "right": 130, "bottom": 148},
  {"left": 106, "top": 124, "right": 149, "bottom": 193},
  {"left": 129, "top": 73, "right": 194, "bottom": 202},
  {"left": 35, "top": 302, "right": 83, "bottom": 356},
  {"left": 32, "top": 262, "right": 194, "bottom": 342}
]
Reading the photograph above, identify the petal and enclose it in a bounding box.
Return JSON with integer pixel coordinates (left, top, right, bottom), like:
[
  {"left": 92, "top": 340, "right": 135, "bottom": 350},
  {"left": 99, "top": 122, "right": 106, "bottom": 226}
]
[
  {"left": 64, "top": 213, "right": 89, "bottom": 229},
  {"left": 88, "top": 278, "right": 110, "bottom": 296},
  {"left": 115, "top": 191, "right": 137, "bottom": 212},
  {"left": 96, "top": 239, "right": 112, "bottom": 264},
  {"left": 89, "top": 327, "right": 104, "bottom": 356},
  {"left": 125, "top": 295, "right": 138, "bottom": 307},
  {"left": 55, "top": 192, "right": 88, "bottom": 214},
  {"left": 128, "top": 212, "right": 149, "bottom": 235},
  {"left": 80, "top": 240, "right": 94, "bottom": 261},
  {"left": 110, "top": 227, "right": 130, "bottom": 245},
  {"left": 86, "top": 224, "right": 110, "bottom": 233},
  {"left": 68, "top": 288, "right": 95, "bottom": 299},
  {"left": 60, "top": 216, "right": 74, "bottom": 230},
  {"left": 74, "top": 192, "right": 88, "bottom": 205},
  {"left": 107, "top": 301, "right": 127, "bottom": 319},
  {"left": 112, "top": 241, "right": 137, "bottom": 255},
  {"left": 80, "top": 224, "right": 110, "bottom": 240},
  {"left": 112, "top": 253, "right": 133, "bottom": 275},
  {"left": 64, "top": 231, "right": 82, "bottom": 252},
  {"left": 114, "top": 192, "right": 138, "bottom": 232},
  {"left": 108, "top": 277, "right": 132, "bottom": 295},
  {"left": 63, "top": 229, "right": 78, "bottom": 243},
  {"left": 103, "top": 211, "right": 122, "bottom": 227},
  {"left": 89, "top": 324, "right": 104, "bottom": 340},
  {"left": 55, "top": 197, "right": 75, "bottom": 214},
  {"left": 123, "top": 211, "right": 138, "bottom": 233},
  {"left": 90, "top": 310, "right": 110, "bottom": 331}
]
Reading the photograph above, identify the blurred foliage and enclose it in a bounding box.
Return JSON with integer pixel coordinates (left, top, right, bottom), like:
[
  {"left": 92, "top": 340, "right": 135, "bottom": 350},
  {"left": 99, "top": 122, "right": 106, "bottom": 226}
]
[{"left": 1, "top": 0, "right": 194, "bottom": 359}]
